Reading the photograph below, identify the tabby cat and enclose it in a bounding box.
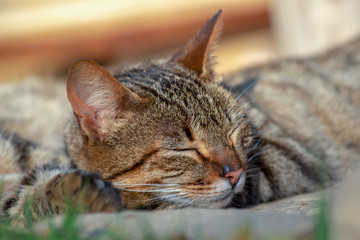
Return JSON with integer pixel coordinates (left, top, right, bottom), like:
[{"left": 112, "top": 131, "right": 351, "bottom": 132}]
[{"left": 1, "top": 10, "right": 359, "bottom": 225}]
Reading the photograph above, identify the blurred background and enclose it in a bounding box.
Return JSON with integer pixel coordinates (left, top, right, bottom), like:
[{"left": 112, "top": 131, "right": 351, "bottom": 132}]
[{"left": 1, "top": 0, "right": 360, "bottom": 82}]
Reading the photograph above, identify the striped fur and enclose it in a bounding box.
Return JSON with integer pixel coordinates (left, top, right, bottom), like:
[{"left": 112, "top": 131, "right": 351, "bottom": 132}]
[{"left": 1, "top": 11, "right": 359, "bottom": 224}]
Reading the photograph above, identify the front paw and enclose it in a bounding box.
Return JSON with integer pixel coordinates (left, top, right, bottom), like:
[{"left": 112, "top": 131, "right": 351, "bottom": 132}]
[{"left": 45, "top": 170, "right": 122, "bottom": 214}]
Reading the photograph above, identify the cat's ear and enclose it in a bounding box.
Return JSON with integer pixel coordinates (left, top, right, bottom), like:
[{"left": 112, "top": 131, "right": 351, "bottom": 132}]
[
  {"left": 66, "top": 59, "right": 143, "bottom": 143},
  {"left": 170, "top": 10, "right": 222, "bottom": 79}
]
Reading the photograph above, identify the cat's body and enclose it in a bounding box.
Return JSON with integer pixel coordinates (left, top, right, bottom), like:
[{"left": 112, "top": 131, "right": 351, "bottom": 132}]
[
  {"left": 224, "top": 43, "right": 360, "bottom": 204},
  {"left": 0, "top": 11, "right": 359, "bottom": 225},
  {"left": 228, "top": 43, "right": 360, "bottom": 177}
]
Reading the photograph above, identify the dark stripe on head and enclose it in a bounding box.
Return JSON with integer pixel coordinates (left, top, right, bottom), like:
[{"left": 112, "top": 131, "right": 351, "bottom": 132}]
[
  {"left": 183, "top": 127, "right": 194, "bottom": 141},
  {"left": 106, "top": 149, "right": 159, "bottom": 181},
  {"left": 122, "top": 81, "right": 190, "bottom": 121},
  {"left": 117, "top": 65, "right": 222, "bottom": 124}
]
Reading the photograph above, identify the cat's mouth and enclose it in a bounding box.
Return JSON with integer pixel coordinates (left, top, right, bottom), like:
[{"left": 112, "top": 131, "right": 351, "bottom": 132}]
[
  {"left": 116, "top": 170, "right": 247, "bottom": 209},
  {"left": 155, "top": 170, "right": 247, "bottom": 208}
]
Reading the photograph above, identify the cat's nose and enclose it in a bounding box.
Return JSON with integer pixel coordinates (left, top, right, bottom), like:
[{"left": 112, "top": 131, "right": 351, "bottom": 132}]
[{"left": 224, "top": 168, "right": 243, "bottom": 187}]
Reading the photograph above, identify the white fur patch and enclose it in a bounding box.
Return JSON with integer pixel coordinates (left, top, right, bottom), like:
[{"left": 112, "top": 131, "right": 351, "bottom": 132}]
[{"left": 86, "top": 80, "right": 118, "bottom": 113}]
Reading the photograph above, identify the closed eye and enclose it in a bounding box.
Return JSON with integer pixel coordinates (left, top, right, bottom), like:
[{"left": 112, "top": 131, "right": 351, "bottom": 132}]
[
  {"left": 227, "top": 127, "right": 237, "bottom": 148},
  {"left": 171, "top": 148, "right": 205, "bottom": 160},
  {"left": 172, "top": 148, "right": 201, "bottom": 155}
]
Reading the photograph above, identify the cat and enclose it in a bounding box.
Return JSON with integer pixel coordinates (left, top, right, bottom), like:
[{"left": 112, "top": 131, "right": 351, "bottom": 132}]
[{"left": 1, "top": 10, "right": 359, "bottom": 225}]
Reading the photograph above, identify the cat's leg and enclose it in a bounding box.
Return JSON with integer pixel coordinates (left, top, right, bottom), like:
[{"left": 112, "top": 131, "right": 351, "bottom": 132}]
[
  {"left": 1, "top": 165, "right": 122, "bottom": 225},
  {"left": 0, "top": 131, "right": 29, "bottom": 206},
  {"left": 0, "top": 130, "right": 76, "bottom": 215}
]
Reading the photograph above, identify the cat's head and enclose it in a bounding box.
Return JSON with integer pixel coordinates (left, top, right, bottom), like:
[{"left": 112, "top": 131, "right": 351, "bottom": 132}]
[{"left": 66, "top": 10, "right": 255, "bottom": 209}]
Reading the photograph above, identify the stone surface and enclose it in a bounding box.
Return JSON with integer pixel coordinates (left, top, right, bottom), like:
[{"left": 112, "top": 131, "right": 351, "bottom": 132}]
[
  {"left": 36, "top": 192, "right": 323, "bottom": 239},
  {"left": 34, "top": 167, "right": 360, "bottom": 239},
  {"left": 331, "top": 164, "right": 360, "bottom": 240}
]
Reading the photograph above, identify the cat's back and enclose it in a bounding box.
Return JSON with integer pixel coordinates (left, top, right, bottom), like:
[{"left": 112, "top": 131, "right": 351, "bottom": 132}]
[{"left": 227, "top": 37, "right": 360, "bottom": 173}]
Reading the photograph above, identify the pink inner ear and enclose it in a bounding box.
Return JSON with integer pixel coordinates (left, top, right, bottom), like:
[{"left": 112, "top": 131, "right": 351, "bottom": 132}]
[
  {"left": 67, "top": 60, "right": 106, "bottom": 119},
  {"left": 66, "top": 59, "right": 140, "bottom": 142},
  {"left": 67, "top": 75, "right": 93, "bottom": 119},
  {"left": 170, "top": 10, "right": 222, "bottom": 76}
]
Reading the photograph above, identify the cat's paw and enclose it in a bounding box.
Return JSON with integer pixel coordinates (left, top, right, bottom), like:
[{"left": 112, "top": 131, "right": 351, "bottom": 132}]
[{"left": 45, "top": 170, "right": 122, "bottom": 214}]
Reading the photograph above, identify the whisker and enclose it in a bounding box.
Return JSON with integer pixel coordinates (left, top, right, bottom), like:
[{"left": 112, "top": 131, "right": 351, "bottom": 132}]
[
  {"left": 241, "top": 97, "right": 257, "bottom": 109},
  {"left": 116, "top": 182, "right": 235, "bottom": 208},
  {"left": 228, "top": 82, "right": 256, "bottom": 112},
  {"left": 230, "top": 200, "right": 239, "bottom": 208},
  {"left": 215, "top": 198, "right": 228, "bottom": 208},
  {"left": 245, "top": 173, "right": 259, "bottom": 178},
  {"left": 246, "top": 164, "right": 266, "bottom": 171},
  {"left": 157, "top": 194, "right": 194, "bottom": 207},
  {"left": 160, "top": 192, "right": 187, "bottom": 198},
  {"left": 246, "top": 152, "right": 262, "bottom": 164},
  {"left": 244, "top": 174, "right": 259, "bottom": 178},
  {"left": 246, "top": 159, "right": 263, "bottom": 167},
  {"left": 185, "top": 198, "right": 198, "bottom": 207},
  {"left": 115, "top": 183, "right": 179, "bottom": 187},
  {"left": 154, "top": 193, "right": 188, "bottom": 204},
  {"left": 227, "top": 82, "right": 235, "bottom": 95},
  {"left": 132, "top": 196, "right": 167, "bottom": 203},
  {"left": 180, "top": 186, "right": 216, "bottom": 191},
  {"left": 252, "top": 137, "right": 263, "bottom": 151},
  {"left": 231, "top": 193, "right": 246, "bottom": 206},
  {"left": 118, "top": 187, "right": 179, "bottom": 193},
  {"left": 246, "top": 168, "right": 262, "bottom": 174}
]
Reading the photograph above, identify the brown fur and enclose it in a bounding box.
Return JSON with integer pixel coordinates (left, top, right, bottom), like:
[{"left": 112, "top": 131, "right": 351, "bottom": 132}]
[{"left": 1, "top": 10, "right": 359, "bottom": 224}]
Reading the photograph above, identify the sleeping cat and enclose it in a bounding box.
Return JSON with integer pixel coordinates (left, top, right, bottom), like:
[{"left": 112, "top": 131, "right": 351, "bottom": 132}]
[{"left": 1, "top": 10, "right": 359, "bottom": 224}]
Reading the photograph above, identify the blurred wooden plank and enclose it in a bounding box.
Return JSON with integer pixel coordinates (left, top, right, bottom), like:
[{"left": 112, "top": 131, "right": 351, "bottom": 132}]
[
  {"left": 1, "top": 5, "right": 269, "bottom": 60},
  {"left": 0, "top": 0, "right": 268, "bottom": 39},
  {"left": 216, "top": 29, "right": 276, "bottom": 74},
  {"left": 0, "top": 0, "right": 270, "bottom": 82}
]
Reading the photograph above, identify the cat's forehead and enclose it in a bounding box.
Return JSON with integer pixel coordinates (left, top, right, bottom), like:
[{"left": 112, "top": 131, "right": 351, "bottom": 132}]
[
  {"left": 115, "top": 64, "right": 233, "bottom": 133},
  {"left": 118, "top": 65, "right": 229, "bottom": 114}
]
